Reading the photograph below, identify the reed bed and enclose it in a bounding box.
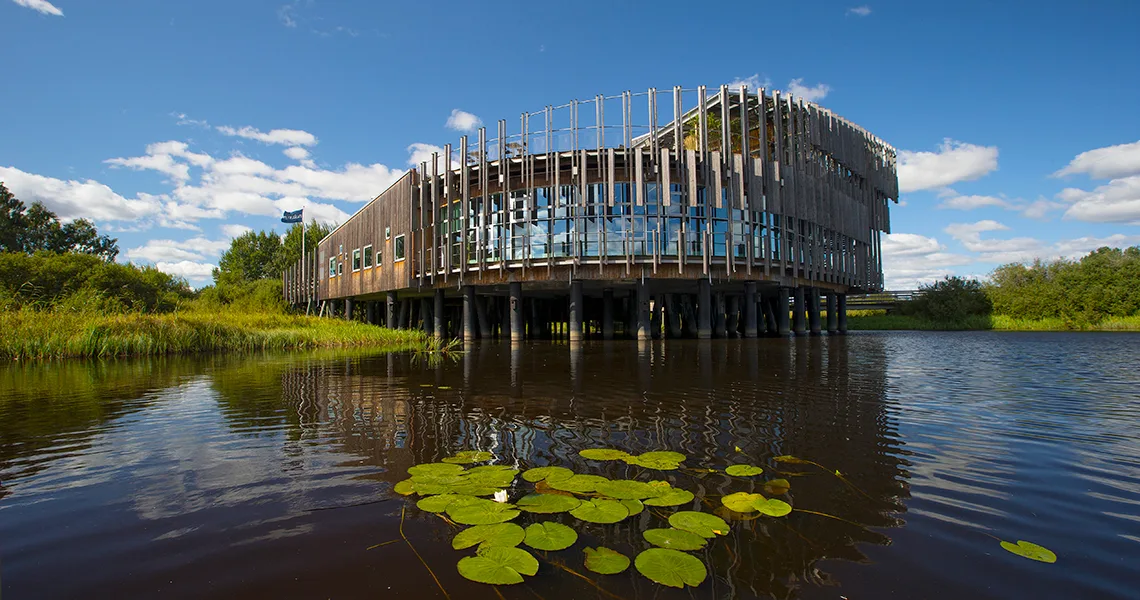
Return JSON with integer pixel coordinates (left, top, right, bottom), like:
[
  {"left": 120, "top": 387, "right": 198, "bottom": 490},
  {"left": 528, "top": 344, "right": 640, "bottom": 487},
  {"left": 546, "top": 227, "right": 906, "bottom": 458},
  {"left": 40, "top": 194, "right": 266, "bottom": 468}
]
[
  {"left": 847, "top": 312, "right": 1140, "bottom": 332},
  {"left": 0, "top": 307, "right": 427, "bottom": 360}
]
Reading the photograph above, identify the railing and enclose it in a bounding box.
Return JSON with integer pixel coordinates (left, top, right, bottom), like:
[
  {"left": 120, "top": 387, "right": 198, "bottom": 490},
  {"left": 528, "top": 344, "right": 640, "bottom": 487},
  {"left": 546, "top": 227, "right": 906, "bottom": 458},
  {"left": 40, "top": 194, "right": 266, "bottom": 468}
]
[{"left": 846, "top": 290, "right": 924, "bottom": 310}]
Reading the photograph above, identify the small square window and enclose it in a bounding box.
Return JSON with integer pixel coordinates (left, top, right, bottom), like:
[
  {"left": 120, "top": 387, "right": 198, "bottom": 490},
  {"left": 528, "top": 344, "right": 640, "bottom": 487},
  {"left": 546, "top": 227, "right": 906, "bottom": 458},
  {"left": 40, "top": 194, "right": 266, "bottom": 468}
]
[
  {"left": 376, "top": 250, "right": 382, "bottom": 266},
  {"left": 385, "top": 227, "right": 391, "bottom": 240},
  {"left": 394, "top": 234, "right": 406, "bottom": 262},
  {"left": 329, "top": 257, "right": 336, "bottom": 279},
  {"left": 363, "top": 245, "right": 373, "bottom": 268},
  {"left": 338, "top": 261, "right": 344, "bottom": 276},
  {"left": 352, "top": 249, "right": 362, "bottom": 271}
]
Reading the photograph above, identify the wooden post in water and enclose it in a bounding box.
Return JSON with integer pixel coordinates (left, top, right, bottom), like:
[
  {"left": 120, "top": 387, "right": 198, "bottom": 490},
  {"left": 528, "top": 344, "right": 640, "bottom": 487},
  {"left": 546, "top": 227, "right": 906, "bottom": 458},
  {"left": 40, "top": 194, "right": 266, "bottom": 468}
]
[
  {"left": 509, "top": 282, "right": 524, "bottom": 342},
  {"left": 434, "top": 289, "right": 445, "bottom": 339},
  {"left": 365, "top": 301, "right": 375, "bottom": 325},
  {"left": 569, "top": 280, "right": 583, "bottom": 342},
  {"left": 826, "top": 292, "right": 838, "bottom": 334},
  {"left": 636, "top": 280, "right": 651, "bottom": 340},
  {"left": 744, "top": 282, "right": 758, "bottom": 338},
  {"left": 475, "top": 292, "right": 491, "bottom": 339},
  {"left": 420, "top": 297, "right": 432, "bottom": 335},
  {"left": 793, "top": 287, "right": 807, "bottom": 335},
  {"left": 463, "top": 287, "right": 476, "bottom": 342},
  {"left": 386, "top": 292, "right": 397, "bottom": 328},
  {"left": 778, "top": 288, "right": 792, "bottom": 336},
  {"left": 837, "top": 293, "right": 848, "bottom": 334},
  {"left": 602, "top": 288, "right": 615, "bottom": 339},
  {"left": 726, "top": 294, "right": 740, "bottom": 337},
  {"left": 345, "top": 298, "right": 354, "bottom": 321},
  {"left": 698, "top": 279, "right": 712, "bottom": 339},
  {"left": 809, "top": 287, "right": 822, "bottom": 335}
]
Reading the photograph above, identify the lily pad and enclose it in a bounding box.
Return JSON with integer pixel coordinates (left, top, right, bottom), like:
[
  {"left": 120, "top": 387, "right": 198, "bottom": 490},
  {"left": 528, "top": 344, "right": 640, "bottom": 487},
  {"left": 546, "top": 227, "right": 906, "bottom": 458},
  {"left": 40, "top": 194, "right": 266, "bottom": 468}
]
[
  {"left": 620, "top": 499, "right": 644, "bottom": 516},
  {"left": 442, "top": 451, "right": 494, "bottom": 464},
  {"left": 524, "top": 522, "right": 578, "bottom": 551},
  {"left": 639, "top": 451, "right": 686, "bottom": 463},
  {"left": 579, "top": 448, "right": 631, "bottom": 461},
  {"left": 452, "top": 523, "right": 526, "bottom": 550},
  {"left": 583, "top": 547, "right": 630, "bottom": 575},
  {"left": 469, "top": 465, "right": 517, "bottom": 474},
  {"left": 408, "top": 462, "right": 466, "bottom": 477},
  {"left": 643, "top": 528, "right": 708, "bottom": 551},
  {"left": 668, "top": 511, "right": 729, "bottom": 538},
  {"left": 456, "top": 546, "right": 539, "bottom": 585},
  {"left": 445, "top": 484, "right": 503, "bottom": 497},
  {"left": 773, "top": 455, "right": 812, "bottom": 464},
  {"left": 416, "top": 493, "right": 469, "bottom": 513},
  {"left": 412, "top": 482, "right": 456, "bottom": 496},
  {"left": 622, "top": 455, "right": 682, "bottom": 470},
  {"left": 725, "top": 464, "right": 764, "bottom": 477},
  {"left": 634, "top": 548, "right": 707, "bottom": 588},
  {"left": 570, "top": 499, "right": 629, "bottom": 524},
  {"left": 446, "top": 499, "right": 520, "bottom": 525},
  {"left": 516, "top": 493, "right": 581, "bottom": 514},
  {"left": 521, "top": 466, "right": 574, "bottom": 483},
  {"left": 595, "top": 480, "right": 661, "bottom": 500},
  {"left": 754, "top": 498, "right": 792, "bottom": 517},
  {"left": 721, "top": 492, "right": 764, "bottom": 513},
  {"left": 1000, "top": 540, "right": 1057, "bottom": 563},
  {"left": 549, "top": 474, "right": 610, "bottom": 493},
  {"left": 465, "top": 470, "right": 518, "bottom": 488},
  {"left": 393, "top": 479, "right": 416, "bottom": 496},
  {"left": 644, "top": 488, "right": 695, "bottom": 507},
  {"left": 763, "top": 478, "right": 791, "bottom": 495}
]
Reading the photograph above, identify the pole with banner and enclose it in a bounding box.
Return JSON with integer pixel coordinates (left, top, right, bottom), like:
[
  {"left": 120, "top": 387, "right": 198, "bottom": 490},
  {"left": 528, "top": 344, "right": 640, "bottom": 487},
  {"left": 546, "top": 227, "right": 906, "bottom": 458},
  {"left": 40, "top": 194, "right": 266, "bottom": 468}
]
[{"left": 281, "top": 208, "right": 305, "bottom": 312}]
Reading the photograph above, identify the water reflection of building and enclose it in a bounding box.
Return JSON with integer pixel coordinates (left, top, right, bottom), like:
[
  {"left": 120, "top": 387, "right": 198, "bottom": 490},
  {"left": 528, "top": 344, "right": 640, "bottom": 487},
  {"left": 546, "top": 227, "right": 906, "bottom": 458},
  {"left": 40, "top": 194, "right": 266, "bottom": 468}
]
[{"left": 280, "top": 339, "right": 908, "bottom": 598}]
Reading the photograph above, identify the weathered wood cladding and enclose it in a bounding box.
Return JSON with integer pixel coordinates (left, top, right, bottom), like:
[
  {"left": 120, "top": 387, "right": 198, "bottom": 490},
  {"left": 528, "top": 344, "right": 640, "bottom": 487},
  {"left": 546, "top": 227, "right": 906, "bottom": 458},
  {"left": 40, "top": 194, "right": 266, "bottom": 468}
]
[{"left": 285, "top": 86, "right": 897, "bottom": 303}]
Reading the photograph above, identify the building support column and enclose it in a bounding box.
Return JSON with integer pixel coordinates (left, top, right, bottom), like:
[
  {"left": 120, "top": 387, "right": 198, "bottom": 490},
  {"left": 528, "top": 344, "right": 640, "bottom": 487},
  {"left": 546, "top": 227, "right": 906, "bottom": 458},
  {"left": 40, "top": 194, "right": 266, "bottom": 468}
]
[
  {"left": 602, "top": 288, "right": 614, "bottom": 340},
  {"left": 434, "top": 289, "right": 445, "bottom": 339},
  {"left": 420, "top": 297, "right": 432, "bottom": 335},
  {"left": 651, "top": 294, "right": 663, "bottom": 339},
  {"left": 826, "top": 292, "right": 838, "bottom": 334},
  {"left": 345, "top": 297, "right": 354, "bottom": 321},
  {"left": 636, "top": 280, "right": 651, "bottom": 340},
  {"left": 461, "top": 287, "right": 475, "bottom": 342},
  {"left": 386, "top": 292, "right": 397, "bottom": 328},
  {"left": 809, "top": 287, "right": 822, "bottom": 336},
  {"left": 793, "top": 286, "right": 807, "bottom": 336},
  {"left": 509, "top": 282, "right": 524, "bottom": 342},
  {"left": 778, "top": 288, "right": 792, "bottom": 336},
  {"left": 713, "top": 293, "right": 727, "bottom": 338},
  {"left": 665, "top": 294, "right": 683, "bottom": 338},
  {"left": 837, "top": 293, "right": 848, "bottom": 334},
  {"left": 697, "top": 279, "right": 712, "bottom": 339},
  {"left": 726, "top": 294, "right": 740, "bottom": 337},
  {"left": 569, "top": 280, "right": 583, "bottom": 342},
  {"left": 763, "top": 294, "right": 777, "bottom": 335},
  {"left": 743, "top": 282, "right": 758, "bottom": 338},
  {"left": 475, "top": 292, "right": 491, "bottom": 339},
  {"left": 365, "top": 300, "right": 375, "bottom": 325}
]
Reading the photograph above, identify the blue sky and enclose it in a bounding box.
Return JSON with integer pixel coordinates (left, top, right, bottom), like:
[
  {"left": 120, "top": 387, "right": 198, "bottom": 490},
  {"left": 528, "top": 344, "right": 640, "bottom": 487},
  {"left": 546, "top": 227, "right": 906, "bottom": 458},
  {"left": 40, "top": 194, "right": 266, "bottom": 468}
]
[{"left": 3, "top": 0, "right": 1139, "bottom": 288}]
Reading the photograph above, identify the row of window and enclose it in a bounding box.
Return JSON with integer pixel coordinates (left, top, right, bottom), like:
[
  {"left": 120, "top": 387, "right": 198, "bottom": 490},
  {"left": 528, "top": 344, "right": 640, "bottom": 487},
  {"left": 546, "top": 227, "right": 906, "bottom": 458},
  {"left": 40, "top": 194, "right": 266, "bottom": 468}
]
[{"left": 329, "top": 235, "right": 406, "bottom": 279}]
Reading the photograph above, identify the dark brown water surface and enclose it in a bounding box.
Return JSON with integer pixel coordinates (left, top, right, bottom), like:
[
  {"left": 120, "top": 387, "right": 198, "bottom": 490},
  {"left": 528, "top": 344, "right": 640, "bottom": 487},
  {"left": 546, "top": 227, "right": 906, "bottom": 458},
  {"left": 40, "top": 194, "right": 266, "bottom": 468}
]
[{"left": 2, "top": 332, "right": 1139, "bottom": 599}]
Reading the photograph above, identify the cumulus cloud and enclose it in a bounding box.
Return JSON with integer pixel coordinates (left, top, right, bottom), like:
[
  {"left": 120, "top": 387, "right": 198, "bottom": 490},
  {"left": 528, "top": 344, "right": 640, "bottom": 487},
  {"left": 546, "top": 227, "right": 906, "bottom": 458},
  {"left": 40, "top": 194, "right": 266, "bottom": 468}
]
[
  {"left": 217, "top": 125, "right": 317, "bottom": 147},
  {"left": 0, "top": 166, "right": 161, "bottom": 222},
  {"left": 881, "top": 232, "right": 975, "bottom": 289},
  {"left": 406, "top": 143, "right": 456, "bottom": 171},
  {"left": 126, "top": 237, "right": 230, "bottom": 264},
  {"left": 12, "top": 0, "right": 63, "bottom": 16},
  {"left": 105, "top": 141, "right": 213, "bottom": 182},
  {"left": 944, "top": 220, "right": 1047, "bottom": 264},
  {"left": 155, "top": 260, "right": 216, "bottom": 283},
  {"left": 221, "top": 224, "right": 253, "bottom": 238},
  {"left": 1054, "top": 139, "right": 1140, "bottom": 180},
  {"left": 726, "top": 74, "right": 771, "bottom": 91},
  {"left": 283, "top": 146, "right": 313, "bottom": 167},
  {"left": 847, "top": 6, "right": 872, "bottom": 16},
  {"left": 445, "top": 109, "right": 483, "bottom": 132},
  {"left": 897, "top": 139, "right": 999, "bottom": 193},
  {"left": 937, "top": 191, "right": 1012, "bottom": 210},
  {"left": 785, "top": 78, "right": 831, "bottom": 102}
]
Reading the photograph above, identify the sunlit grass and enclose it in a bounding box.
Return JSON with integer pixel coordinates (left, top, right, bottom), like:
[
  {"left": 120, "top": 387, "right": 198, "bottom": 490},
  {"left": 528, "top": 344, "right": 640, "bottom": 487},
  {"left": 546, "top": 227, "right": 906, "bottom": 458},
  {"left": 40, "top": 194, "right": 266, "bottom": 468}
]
[
  {"left": 847, "top": 312, "right": 1140, "bottom": 332},
  {"left": 0, "top": 306, "right": 427, "bottom": 360}
]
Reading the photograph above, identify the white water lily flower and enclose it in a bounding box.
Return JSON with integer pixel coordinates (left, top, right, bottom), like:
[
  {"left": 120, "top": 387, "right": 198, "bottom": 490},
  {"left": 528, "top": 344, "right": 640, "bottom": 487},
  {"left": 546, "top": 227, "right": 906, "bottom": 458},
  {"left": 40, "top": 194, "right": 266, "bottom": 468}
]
[{"left": 493, "top": 490, "right": 509, "bottom": 503}]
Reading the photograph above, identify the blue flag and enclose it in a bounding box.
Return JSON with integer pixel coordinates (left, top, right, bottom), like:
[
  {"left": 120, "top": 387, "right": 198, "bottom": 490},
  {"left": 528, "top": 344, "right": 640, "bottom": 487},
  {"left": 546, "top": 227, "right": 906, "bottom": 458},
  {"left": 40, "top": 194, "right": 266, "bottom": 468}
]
[{"left": 281, "top": 209, "right": 303, "bottom": 223}]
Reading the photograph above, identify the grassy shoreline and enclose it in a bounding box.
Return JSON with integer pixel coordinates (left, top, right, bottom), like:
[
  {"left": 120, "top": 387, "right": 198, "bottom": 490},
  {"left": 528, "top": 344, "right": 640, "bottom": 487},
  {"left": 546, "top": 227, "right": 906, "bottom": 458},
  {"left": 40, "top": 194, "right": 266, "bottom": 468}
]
[
  {"left": 0, "top": 308, "right": 428, "bottom": 360},
  {"left": 846, "top": 311, "right": 1140, "bottom": 332}
]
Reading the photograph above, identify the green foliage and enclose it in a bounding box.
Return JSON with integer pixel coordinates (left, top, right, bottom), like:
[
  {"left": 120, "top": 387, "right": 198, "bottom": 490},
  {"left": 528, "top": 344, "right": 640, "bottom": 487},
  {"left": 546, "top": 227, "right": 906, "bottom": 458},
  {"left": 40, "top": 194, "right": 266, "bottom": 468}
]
[
  {"left": 988, "top": 247, "right": 1140, "bottom": 326},
  {"left": 0, "top": 252, "right": 191, "bottom": 313},
  {"left": 898, "top": 276, "right": 992, "bottom": 321},
  {"left": 213, "top": 222, "right": 331, "bottom": 287},
  {"left": 583, "top": 547, "right": 629, "bottom": 575},
  {"left": 0, "top": 183, "right": 119, "bottom": 260}
]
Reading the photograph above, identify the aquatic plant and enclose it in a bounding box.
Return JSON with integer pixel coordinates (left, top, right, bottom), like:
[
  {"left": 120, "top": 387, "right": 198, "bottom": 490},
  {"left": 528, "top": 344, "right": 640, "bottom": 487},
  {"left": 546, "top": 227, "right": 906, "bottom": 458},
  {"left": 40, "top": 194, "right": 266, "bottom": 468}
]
[{"left": 390, "top": 447, "right": 1058, "bottom": 592}]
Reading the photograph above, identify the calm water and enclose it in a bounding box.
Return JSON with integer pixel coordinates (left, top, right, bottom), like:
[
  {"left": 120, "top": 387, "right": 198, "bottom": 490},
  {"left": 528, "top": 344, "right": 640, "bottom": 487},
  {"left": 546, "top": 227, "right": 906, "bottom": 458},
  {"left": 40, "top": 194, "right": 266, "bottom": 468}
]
[{"left": 1, "top": 332, "right": 1138, "bottom": 599}]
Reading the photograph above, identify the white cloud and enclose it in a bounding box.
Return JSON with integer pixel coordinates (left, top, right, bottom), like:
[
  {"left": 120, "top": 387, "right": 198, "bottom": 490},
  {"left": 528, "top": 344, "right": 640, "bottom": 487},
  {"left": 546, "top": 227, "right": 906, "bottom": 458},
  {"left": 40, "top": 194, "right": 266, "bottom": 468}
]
[
  {"left": 277, "top": 2, "right": 297, "bottom": 27},
  {"left": 881, "top": 232, "right": 974, "bottom": 289},
  {"left": 217, "top": 125, "right": 317, "bottom": 147},
  {"left": 406, "top": 143, "right": 453, "bottom": 171},
  {"left": 1059, "top": 175, "right": 1140, "bottom": 224},
  {"left": 221, "top": 224, "right": 253, "bottom": 238},
  {"left": 726, "top": 74, "right": 771, "bottom": 91},
  {"left": 445, "top": 109, "right": 483, "bottom": 132},
  {"left": 847, "top": 5, "right": 872, "bottom": 16},
  {"left": 105, "top": 141, "right": 213, "bottom": 182},
  {"left": 897, "top": 139, "right": 999, "bottom": 193},
  {"left": 0, "top": 166, "right": 161, "bottom": 222},
  {"left": 944, "top": 220, "right": 1047, "bottom": 264},
  {"left": 1054, "top": 139, "right": 1140, "bottom": 180},
  {"left": 283, "top": 146, "right": 310, "bottom": 161},
  {"left": 1020, "top": 197, "right": 1067, "bottom": 220},
  {"left": 12, "top": 0, "right": 63, "bottom": 16},
  {"left": 785, "top": 78, "right": 831, "bottom": 102},
  {"left": 155, "top": 260, "right": 216, "bottom": 282},
  {"left": 173, "top": 112, "right": 209, "bottom": 128},
  {"left": 937, "top": 192, "right": 1011, "bottom": 210},
  {"left": 126, "top": 237, "right": 229, "bottom": 263},
  {"left": 936, "top": 188, "right": 1065, "bottom": 220}
]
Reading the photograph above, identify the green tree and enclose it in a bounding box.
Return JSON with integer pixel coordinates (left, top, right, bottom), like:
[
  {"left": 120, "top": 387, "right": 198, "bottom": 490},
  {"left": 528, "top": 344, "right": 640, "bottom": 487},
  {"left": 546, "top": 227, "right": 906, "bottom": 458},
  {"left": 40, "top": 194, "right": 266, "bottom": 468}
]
[
  {"left": 900, "top": 276, "right": 992, "bottom": 321},
  {"left": 213, "top": 230, "right": 284, "bottom": 285},
  {"left": 0, "top": 182, "right": 119, "bottom": 260},
  {"left": 275, "top": 222, "right": 331, "bottom": 275}
]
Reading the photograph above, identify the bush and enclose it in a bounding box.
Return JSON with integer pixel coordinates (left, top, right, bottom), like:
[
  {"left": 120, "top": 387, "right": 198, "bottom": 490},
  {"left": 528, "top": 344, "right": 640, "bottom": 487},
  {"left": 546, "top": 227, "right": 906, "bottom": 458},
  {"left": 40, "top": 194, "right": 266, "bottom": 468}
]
[
  {"left": 898, "top": 276, "right": 992, "bottom": 321},
  {"left": 190, "top": 278, "right": 287, "bottom": 313},
  {"left": 0, "top": 251, "right": 192, "bottom": 313}
]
